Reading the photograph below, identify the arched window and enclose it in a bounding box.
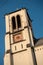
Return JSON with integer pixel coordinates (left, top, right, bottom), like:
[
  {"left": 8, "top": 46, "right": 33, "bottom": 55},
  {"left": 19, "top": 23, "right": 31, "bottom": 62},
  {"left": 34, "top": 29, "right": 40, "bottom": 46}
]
[
  {"left": 16, "top": 15, "right": 21, "bottom": 28},
  {"left": 12, "top": 16, "right": 16, "bottom": 29}
]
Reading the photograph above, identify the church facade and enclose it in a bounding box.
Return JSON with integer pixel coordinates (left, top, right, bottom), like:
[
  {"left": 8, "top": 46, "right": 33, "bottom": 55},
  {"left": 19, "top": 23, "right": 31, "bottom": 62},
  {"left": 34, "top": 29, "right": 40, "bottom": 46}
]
[{"left": 4, "top": 8, "right": 43, "bottom": 65}]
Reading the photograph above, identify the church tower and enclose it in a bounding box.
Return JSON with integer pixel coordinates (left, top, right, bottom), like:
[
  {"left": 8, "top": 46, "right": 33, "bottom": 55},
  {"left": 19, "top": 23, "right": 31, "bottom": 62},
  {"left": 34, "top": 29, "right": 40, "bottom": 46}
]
[{"left": 4, "top": 8, "right": 35, "bottom": 65}]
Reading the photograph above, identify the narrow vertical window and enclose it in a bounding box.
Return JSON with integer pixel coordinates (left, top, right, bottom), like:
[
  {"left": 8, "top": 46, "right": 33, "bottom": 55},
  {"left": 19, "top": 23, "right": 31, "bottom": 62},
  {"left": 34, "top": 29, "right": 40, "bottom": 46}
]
[
  {"left": 21, "top": 44, "right": 23, "bottom": 48},
  {"left": 16, "top": 15, "right": 21, "bottom": 28},
  {"left": 15, "top": 46, "right": 17, "bottom": 50},
  {"left": 12, "top": 16, "right": 16, "bottom": 29}
]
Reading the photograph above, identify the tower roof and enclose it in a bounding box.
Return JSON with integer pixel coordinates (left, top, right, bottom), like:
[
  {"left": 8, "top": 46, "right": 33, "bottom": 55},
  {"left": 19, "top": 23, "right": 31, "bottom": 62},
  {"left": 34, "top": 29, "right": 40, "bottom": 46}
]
[{"left": 35, "top": 38, "right": 43, "bottom": 47}]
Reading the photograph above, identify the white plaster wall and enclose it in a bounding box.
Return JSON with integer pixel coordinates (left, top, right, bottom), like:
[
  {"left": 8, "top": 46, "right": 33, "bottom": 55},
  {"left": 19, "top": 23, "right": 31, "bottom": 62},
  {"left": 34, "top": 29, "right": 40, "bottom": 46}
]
[
  {"left": 4, "top": 53, "right": 11, "bottom": 65},
  {"left": 34, "top": 46, "right": 43, "bottom": 65},
  {"left": 11, "top": 40, "right": 27, "bottom": 53},
  {"left": 10, "top": 34, "right": 13, "bottom": 44},
  {"left": 24, "top": 28, "right": 30, "bottom": 44},
  {"left": 12, "top": 47, "right": 34, "bottom": 65},
  {"left": 5, "top": 15, "right": 10, "bottom": 33},
  {"left": 5, "top": 34, "right": 10, "bottom": 52}
]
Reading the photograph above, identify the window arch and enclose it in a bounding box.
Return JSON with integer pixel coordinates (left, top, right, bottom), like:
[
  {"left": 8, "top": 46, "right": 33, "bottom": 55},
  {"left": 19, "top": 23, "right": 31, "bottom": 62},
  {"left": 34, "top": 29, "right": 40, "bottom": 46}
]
[
  {"left": 12, "top": 16, "right": 16, "bottom": 29},
  {"left": 16, "top": 15, "right": 21, "bottom": 28}
]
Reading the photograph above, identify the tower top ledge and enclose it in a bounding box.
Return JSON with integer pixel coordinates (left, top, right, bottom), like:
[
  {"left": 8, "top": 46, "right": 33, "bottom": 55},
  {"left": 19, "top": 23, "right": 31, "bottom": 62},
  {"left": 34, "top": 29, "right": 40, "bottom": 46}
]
[{"left": 4, "top": 8, "right": 27, "bottom": 16}]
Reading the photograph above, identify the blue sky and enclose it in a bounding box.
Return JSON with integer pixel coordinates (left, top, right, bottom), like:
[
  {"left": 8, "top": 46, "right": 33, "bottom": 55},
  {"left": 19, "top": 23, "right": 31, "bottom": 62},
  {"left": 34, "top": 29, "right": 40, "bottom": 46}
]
[{"left": 0, "top": 0, "right": 43, "bottom": 65}]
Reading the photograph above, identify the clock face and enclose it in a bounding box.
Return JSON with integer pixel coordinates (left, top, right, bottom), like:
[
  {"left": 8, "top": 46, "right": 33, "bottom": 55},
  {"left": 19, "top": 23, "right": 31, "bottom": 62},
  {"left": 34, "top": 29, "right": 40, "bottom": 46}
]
[{"left": 13, "top": 32, "right": 23, "bottom": 42}]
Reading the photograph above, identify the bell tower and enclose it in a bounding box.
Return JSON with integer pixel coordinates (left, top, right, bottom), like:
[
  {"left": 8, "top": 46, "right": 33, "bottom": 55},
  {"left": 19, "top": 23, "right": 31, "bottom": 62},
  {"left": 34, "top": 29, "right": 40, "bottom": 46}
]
[{"left": 4, "top": 8, "right": 35, "bottom": 65}]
